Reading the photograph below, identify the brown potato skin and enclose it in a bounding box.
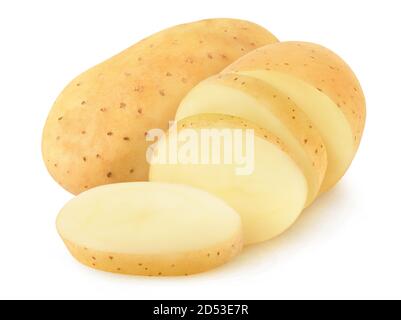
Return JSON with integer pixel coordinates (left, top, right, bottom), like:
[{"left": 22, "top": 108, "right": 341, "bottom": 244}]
[
  {"left": 223, "top": 41, "right": 366, "bottom": 149},
  {"left": 62, "top": 232, "right": 243, "bottom": 277},
  {"left": 42, "top": 18, "right": 278, "bottom": 194}
]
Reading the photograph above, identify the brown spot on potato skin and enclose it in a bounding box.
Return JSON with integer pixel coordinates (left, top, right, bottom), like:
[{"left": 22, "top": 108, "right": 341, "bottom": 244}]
[
  {"left": 120, "top": 103, "right": 126, "bottom": 108},
  {"left": 134, "top": 85, "right": 144, "bottom": 92},
  {"left": 159, "top": 90, "right": 166, "bottom": 96},
  {"left": 107, "top": 172, "right": 112, "bottom": 178},
  {"left": 123, "top": 137, "right": 130, "bottom": 141},
  {"left": 107, "top": 132, "right": 113, "bottom": 136}
]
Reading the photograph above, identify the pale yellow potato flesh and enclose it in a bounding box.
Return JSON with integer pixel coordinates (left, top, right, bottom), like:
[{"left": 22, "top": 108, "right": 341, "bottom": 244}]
[
  {"left": 176, "top": 74, "right": 327, "bottom": 205},
  {"left": 56, "top": 182, "right": 243, "bottom": 276},
  {"left": 42, "top": 18, "right": 278, "bottom": 195},
  {"left": 223, "top": 41, "right": 366, "bottom": 192},
  {"left": 149, "top": 115, "right": 308, "bottom": 245},
  {"left": 237, "top": 70, "right": 354, "bottom": 192}
]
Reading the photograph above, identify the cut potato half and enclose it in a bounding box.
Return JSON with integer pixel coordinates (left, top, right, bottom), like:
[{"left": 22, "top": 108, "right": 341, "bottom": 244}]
[
  {"left": 149, "top": 114, "right": 308, "bottom": 245},
  {"left": 224, "top": 41, "right": 366, "bottom": 192},
  {"left": 176, "top": 73, "right": 327, "bottom": 206},
  {"left": 57, "top": 182, "right": 243, "bottom": 276}
]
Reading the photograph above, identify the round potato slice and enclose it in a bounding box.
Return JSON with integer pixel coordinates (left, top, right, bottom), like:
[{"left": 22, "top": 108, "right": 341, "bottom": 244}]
[
  {"left": 176, "top": 73, "right": 327, "bottom": 206},
  {"left": 149, "top": 114, "right": 308, "bottom": 245},
  {"left": 56, "top": 182, "right": 243, "bottom": 276},
  {"left": 223, "top": 41, "right": 366, "bottom": 192}
]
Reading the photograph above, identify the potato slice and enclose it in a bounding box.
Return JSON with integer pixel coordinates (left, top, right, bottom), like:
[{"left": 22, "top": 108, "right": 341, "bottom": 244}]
[
  {"left": 149, "top": 114, "right": 308, "bottom": 245},
  {"left": 224, "top": 42, "right": 366, "bottom": 192},
  {"left": 176, "top": 73, "right": 327, "bottom": 206},
  {"left": 56, "top": 182, "right": 243, "bottom": 276}
]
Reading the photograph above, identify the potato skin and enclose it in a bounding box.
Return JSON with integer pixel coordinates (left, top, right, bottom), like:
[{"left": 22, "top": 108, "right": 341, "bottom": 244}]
[
  {"left": 62, "top": 233, "right": 243, "bottom": 277},
  {"left": 42, "top": 18, "right": 278, "bottom": 194},
  {"left": 224, "top": 41, "right": 366, "bottom": 149}
]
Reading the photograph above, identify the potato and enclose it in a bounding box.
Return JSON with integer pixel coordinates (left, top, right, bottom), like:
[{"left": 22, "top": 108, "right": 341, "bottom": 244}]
[
  {"left": 149, "top": 114, "right": 308, "bottom": 245},
  {"left": 176, "top": 73, "right": 327, "bottom": 206},
  {"left": 223, "top": 42, "right": 366, "bottom": 192},
  {"left": 56, "top": 182, "right": 243, "bottom": 276},
  {"left": 42, "top": 18, "right": 278, "bottom": 195}
]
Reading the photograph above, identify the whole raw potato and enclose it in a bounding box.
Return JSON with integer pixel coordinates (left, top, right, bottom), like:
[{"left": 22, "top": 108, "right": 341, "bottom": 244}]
[{"left": 42, "top": 19, "right": 278, "bottom": 194}]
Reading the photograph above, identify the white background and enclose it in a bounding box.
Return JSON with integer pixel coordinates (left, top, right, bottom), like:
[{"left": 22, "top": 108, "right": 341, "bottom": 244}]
[{"left": 0, "top": 0, "right": 400, "bottom": 300}]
